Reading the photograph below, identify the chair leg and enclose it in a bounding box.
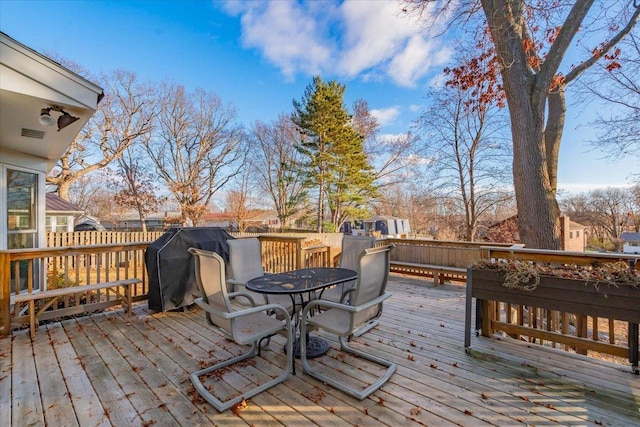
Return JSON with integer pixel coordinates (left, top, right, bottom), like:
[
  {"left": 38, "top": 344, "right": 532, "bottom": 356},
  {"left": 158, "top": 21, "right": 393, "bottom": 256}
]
[
  {"left": 350, "top": 319, "right": 379, "bottom": 339},
  {"left": 190, "top": 340, "right": 292, "bottom": 412},
  {"left": 300, "top": 332, "right": 396, "bottom": 400}
]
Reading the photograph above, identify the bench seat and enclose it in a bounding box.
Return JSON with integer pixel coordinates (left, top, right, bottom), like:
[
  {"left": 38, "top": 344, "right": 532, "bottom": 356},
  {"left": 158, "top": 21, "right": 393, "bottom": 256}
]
[
  {"left": 12, "top": 278, "right": 141, "bottom": 338},
  {"left": 390, "top": 261, "right": 467, "bottom": 284}
]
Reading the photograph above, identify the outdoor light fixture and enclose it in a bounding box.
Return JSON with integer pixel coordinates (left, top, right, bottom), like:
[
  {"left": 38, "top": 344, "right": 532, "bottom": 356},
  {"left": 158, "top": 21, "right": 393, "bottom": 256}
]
[
  {"left": 38, "top": 108, "right": 55, "bottom": 126},
  {"left": 39, "top": 105, "right": 80, "bottom": 131}
]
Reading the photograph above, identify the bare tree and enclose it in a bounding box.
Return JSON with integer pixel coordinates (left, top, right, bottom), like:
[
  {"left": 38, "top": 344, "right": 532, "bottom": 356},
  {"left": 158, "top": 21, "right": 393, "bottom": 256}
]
[
  {"left": 144, "top": 82, "right": 246, "bottom": 226},
  {"left": 48, "top": 70, "right": 155, "bottom": 200},
  {"left": 251, "top": 115, "right": 308, "bottom": 231},
  {"left": 353, "top": 99, "right": 423, "bottom": 190},
  {"left": 225, "top": 168, "right": 259, "bottom": 232},
  {"left": 560, "top": 185, "right": 640, "bottom": 250},
  {"left": 415, "top": 50, "right": 513, "bottom": 241},
  {"left": 373, "top": 183, "right": 440, "bottom": 235},
  {"left": 580, "top": 34, "right": 640, "bottom": 161},
  {"left": 404, "top": 1, "right": 640, "bottom": 249},
  {"left": 109, "top": 145, "right": 166, "bottom": 232},
  {"left": 589, "top": 188, "right": 635, "bottom": 252}
]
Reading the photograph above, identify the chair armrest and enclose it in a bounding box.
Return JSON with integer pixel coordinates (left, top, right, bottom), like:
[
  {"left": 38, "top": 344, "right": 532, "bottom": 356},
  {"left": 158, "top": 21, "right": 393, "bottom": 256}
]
[
  {"left": 228, "top": 291, "right": 257, "bottom": 306},
  {"left": 194, "top": 298, "right": 290, "bottom": 324},
  {"left": 226, "top": 278, "right": 244, "bottom": 286},
  {"left": 302, "top": 292, "right": 392, "bottom": 318},
  {"left": 340, "top": 287, "right": 355, "bottom": 303}
]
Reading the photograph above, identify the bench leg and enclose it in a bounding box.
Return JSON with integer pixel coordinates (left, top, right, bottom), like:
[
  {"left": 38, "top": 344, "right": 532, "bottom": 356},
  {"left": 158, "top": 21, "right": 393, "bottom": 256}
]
[
  {"left": 29, "top": 300, "right": 36, "bottom": 340},
  {"left": 124, "top": 284, "right": 132, "bottom": 317}
]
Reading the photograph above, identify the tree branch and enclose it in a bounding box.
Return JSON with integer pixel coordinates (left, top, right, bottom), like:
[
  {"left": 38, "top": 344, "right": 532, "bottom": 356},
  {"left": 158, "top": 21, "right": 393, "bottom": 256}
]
[{"left": 564, "top": 5, "right": 640, "bottom": 84}]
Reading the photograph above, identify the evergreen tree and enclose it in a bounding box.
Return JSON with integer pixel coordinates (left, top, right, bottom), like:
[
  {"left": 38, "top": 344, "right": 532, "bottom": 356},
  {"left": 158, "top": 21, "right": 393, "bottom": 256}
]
[{"left": 293, "top": 76, "right": 377, "bottom": 232}]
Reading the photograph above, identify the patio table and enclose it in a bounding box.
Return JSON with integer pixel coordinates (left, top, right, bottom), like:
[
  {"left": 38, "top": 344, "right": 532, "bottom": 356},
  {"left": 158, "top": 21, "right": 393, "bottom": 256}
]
[{"left": 247, "top": 267, "right": 357, "bottom": 360}]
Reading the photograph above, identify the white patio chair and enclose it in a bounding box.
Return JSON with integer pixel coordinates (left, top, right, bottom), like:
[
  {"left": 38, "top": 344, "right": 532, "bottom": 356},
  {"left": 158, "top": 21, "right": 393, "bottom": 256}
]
[
  {"left": 226, "top": 238, "right": 296, "bottom": 318},
  {"left": 187, "top": 247, "right": 293, "bottom": 412},
  {"left": 320, "top": 235, "right": 376, "bottom": 304},
  {"left": 300, "top": 244, "right": 397, "bottom": 400}
]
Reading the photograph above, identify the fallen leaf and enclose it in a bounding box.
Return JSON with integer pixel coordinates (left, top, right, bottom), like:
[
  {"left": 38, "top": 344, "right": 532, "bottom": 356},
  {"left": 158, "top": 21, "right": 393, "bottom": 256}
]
[{"left": 231, "top": 399, "right": 248, "bottom": 416}]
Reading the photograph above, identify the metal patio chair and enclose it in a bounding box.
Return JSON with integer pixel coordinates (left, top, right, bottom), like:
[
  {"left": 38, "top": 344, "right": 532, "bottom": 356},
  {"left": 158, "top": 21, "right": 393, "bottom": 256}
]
[
  {"left": 187, "top": 247, "right": 293, "bottom": 412},
  {"left": 320, "top": 235, "right": 376, "bottom": 304},
  {"left": 226, "top": 237, "right": 296, "bottom": 318},
  {"left": 300, "top": 244, "right": 397, "bottom": 400}
]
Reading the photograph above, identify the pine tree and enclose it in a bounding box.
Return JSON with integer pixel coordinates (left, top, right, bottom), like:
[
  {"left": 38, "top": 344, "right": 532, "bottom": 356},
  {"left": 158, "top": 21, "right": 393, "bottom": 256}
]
[{"left": 293, "top": 76, "right": 377, "bottom": 232}]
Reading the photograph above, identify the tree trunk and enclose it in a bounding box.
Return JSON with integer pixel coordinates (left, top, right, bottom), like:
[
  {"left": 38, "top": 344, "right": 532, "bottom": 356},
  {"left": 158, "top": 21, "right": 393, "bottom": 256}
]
[
  {"left": 138, "top": 214, "right": 147, "bottom": 232},
  {"left": 545, "top": 88, "right": 567, "bottom": 194},
  {"left": 510, "top": 104, "right": 562, "bottom": 249},
  {"left": 57, "top": 180, "right": 71, "bottom": 201},
  {"left": 317, "top": 179, "right": 324, "bottom": 233},
  {"left": 502, "top": 66, "right": 561, "bottom": 249},
  {"left": 482, "top": 0, "right": 565, "bottom": 249}
]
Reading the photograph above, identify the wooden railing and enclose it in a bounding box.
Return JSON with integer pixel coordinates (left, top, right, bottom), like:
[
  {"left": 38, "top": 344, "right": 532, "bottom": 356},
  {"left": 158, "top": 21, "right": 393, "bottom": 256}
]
[
  {"left": 385, "top": 238, "right": 514, "bottom": 282},
  {"left": 1, "top": 234, "right": 333, "bottom": 336},
  {"left": 1, "top": 242, "right": 151, "bottom": 336},
  {"left": 468, "top": 246, "right": 640, "bottom": 371},
  {"left": 12, "top": 230, "right": 639, "bottom": 369}
]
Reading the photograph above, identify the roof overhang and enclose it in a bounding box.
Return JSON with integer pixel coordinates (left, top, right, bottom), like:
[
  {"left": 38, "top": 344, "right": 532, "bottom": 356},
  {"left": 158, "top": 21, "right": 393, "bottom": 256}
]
[{"left": 0, "top": 32, "right": 104, "bottom": 171}]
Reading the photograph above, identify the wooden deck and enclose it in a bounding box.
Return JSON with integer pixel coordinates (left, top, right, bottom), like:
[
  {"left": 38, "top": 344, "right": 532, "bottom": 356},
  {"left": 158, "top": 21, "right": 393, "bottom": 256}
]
[{"left": 2, "top": 275, "right": 638, "bottom": 426}]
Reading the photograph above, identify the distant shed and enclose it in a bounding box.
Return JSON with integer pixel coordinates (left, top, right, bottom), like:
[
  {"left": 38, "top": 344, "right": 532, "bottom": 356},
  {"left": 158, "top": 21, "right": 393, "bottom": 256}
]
[{"left": 622, "top": 231, "right": 640, "bottom": 254}]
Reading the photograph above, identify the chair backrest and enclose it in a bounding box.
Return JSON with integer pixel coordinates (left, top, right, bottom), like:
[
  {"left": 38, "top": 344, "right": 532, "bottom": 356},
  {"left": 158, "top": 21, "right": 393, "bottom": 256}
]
[
  {"left": 350, "top": 244, "right": 393, "bottom": 327},
  {"left": 339, "top": 235, "right": 376, "bottom": 271},
  {"left": 188, "top": 247, "right": 233, "bottom": 332},
  {"left": 227, "top": 238, "right": 265, "bottom": 283}
]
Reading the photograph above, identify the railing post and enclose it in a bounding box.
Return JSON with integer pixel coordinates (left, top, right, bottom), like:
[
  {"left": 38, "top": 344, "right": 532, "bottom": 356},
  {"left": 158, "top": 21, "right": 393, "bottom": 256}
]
[
  {"left": 296, "top": 239, "right": 303, "bottom": 270},
  {"left": 0, "top": 252, "right": 11, "bottom": 336}
]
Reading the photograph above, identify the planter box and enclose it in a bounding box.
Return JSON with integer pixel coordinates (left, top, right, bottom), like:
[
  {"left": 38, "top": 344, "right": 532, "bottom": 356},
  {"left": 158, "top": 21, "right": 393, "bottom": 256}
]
[
  {"left": 464, "top": 267, "right": 640, "bottom": 372},
  {"left": 468, "top": 268, "right": 640, "bottom": 323}
]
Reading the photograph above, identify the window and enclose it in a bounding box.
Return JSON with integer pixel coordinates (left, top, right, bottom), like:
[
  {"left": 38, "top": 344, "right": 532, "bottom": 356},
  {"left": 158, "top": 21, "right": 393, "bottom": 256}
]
[
  {"left": 46, "top": 215, "right": 69, "bottom": 232},
  {"left": 6, "top": 168, "right": 40, "bottom": 292},
  {"left": 7, "top": 169, "right": 37, "bottom": 249},
  {"left": 569, "top": 231, "right": 573, "bottom": 239}
]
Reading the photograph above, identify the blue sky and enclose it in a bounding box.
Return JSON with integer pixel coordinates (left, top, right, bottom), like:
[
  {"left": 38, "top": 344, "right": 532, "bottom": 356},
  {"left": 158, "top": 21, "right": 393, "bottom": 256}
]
[{"left": 1, "top": 0, "right": 636, "bottom": 193}]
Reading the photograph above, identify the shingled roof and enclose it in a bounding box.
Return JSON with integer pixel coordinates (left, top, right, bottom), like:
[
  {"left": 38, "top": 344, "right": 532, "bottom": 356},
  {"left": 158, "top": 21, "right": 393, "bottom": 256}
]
[
  {"left": 621, "top": 231, "right": 640, "bottom": 242},
  {"left": 46, "top": 193, "right": 84, "bottom": 214}
]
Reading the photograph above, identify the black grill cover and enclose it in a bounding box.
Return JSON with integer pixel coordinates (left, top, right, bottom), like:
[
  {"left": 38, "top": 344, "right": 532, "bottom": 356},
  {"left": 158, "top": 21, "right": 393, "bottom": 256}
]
[{"left": 145, "top": 227, "right": 234, "bottom": 311}]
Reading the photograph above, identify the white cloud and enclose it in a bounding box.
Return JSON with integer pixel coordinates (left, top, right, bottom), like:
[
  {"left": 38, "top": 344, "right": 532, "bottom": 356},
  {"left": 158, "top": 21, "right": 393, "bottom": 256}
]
[
  {"left": 370, "top": 106, "right": 400, "bottom": 127},
  {"left": 337, "top": 2, "right": 417, "bottom": 75},
  {"left": 222, "top": 0, "right": 452, "bottom": 86},
  {"left": 388, "top": 36, "right": 451, "bottom": 87},
  {"left": 232, "top": 1, "right": 333, "bottom": 79}
]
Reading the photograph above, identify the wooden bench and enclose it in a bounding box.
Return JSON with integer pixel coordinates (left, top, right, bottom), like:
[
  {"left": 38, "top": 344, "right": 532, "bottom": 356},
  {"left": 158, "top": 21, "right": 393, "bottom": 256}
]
[
  {"left": 390, "top": 261, "right": 467, "bottom": 284},
  {"left": 12, "top": 278, "right": 141, "bottom": 339}
]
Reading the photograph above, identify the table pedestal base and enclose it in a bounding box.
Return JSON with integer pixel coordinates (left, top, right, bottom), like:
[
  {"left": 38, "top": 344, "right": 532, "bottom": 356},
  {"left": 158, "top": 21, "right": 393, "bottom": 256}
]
[{"left": 286, "top": 336, "right": 329, "bottom": 358}]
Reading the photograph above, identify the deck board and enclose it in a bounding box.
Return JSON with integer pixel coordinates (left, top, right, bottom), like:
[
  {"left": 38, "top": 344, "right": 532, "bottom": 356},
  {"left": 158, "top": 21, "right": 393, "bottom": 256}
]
[
  {"left": 33, "top": 324, "right": 78, "bottom": 427},
  {"left": 5, "top": 275, "right": 640, "bottom": 426}
]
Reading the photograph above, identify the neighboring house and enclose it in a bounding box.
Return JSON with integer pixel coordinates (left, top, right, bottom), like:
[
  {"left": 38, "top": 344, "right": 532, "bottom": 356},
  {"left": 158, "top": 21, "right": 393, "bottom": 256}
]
[
  {"left": 103, "top": 211, "right": 181, "bottom": 231},
  {"left": 560, "top": 216, "right": 587, "bottom": 252},
  {"left": 245, "top": 210, "right": 282, "bottom": 230},
  {"left": 621, "top": 232, "right": 640, "bottom": 254},
  {"left": 1, "top": 32, "right": 103, "bottom": 251},
  {"left": 485, "top": 215, "right": 586, "bottom": 251},
  {"left": 45, "top": 193, "right": 84, "bottom": 232},
  {"left": 202, "top": 211, "right": 236, "bottom": 230}
]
